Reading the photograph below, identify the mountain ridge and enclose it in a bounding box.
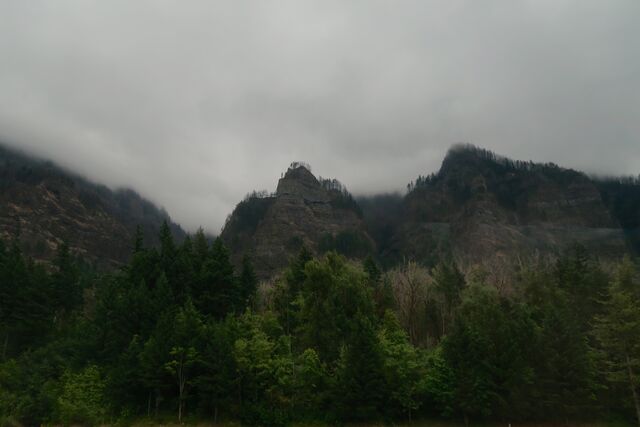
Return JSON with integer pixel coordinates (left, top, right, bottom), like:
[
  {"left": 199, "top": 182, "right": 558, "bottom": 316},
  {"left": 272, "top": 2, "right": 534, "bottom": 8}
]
[
  {"left": 223, "top": 144, "right": 639, "bottom": 279},
  {"left": 3, "top": 142, "right": 638, "bottom": 276},
  {"left": 0, "top": 143, "right": 185, "bottom": 268},
  {"left": 372, "top": 144, "right": 636, "bottom": 270}
]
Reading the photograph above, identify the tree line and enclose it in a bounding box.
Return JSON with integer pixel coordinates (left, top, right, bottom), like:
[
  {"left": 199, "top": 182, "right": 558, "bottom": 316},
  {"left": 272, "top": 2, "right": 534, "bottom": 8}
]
[{"left": 1, "top": 224, "right": 639, "bottom": 426}]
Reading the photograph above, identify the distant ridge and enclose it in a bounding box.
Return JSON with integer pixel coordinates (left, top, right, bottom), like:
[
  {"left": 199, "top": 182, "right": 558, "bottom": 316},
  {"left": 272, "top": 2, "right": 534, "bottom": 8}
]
[
  {"left": 0, "top": 143, "right": 185, "bottom": 268},
  {"left": 3, "top": 141, "right": 638, "bottom": 276},
  {"left": 375, "top": 144, "right": 637, "bottom": 270}
]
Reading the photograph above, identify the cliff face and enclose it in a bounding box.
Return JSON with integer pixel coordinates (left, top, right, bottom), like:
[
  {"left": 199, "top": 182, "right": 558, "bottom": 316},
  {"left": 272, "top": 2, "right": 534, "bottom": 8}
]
[
  {"left": 385, "top": 145, "right": 630, "bottom": 268},
  {"left": 0, "top": 145, "right": 184, "bottom": 268},
  {"left": 221, "top": 164, "right": 373, "bottom": 278}
]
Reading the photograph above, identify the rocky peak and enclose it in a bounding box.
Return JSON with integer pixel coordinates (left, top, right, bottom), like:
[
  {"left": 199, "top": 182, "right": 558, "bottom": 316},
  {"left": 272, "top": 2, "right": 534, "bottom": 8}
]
[
  {"left": 276, "top": 162, "right": 328, "bottom": 202},
  {"left": 222, "top": 162, "right": 374, "bottom": 278}
]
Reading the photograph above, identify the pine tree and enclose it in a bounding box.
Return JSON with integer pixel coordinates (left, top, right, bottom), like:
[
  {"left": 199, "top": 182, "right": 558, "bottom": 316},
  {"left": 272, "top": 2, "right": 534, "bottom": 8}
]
[
  {"left": 363, "top": 255, "right": 381, "bottom": 286},
  {"left": 593, "top": 261, "right": 640, "bottom": 426},
  {"left": 379, "top": 310, "right": 424, "bottom": 419},
  {"left": 336, "top": 313, "right": 388, "bottom": 421},
  {"left": 159, "top": 221, "right": 176, "bottom": 276},
  {"left": 274, "top": 246, "right": 313, "bottom": 335},
  {"left": 193, "top": 228, "right": 210, "bottom": 271},
  {"left": 165, "top": 300, "right": 204, "bottom": 422},
  {"left": 196, "top": 238, "right": 236, "bottom": 318},
  {"left": 194, "top": 318, "right": 237, "bottom": 422}
]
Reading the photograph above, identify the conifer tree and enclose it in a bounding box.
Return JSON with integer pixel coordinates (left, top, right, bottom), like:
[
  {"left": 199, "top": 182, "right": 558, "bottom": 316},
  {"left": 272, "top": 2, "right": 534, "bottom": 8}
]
[
  {"left": 379, "top": 310, "right": 424, "bottom": 419},
  {"left": 336, "top": 313, "right": 387, "bottom": 421},
  {"left": 593, "top": 260, "right": 640, "bottom": 425},
  {"left": 159, "top": 221, "right": 176, "bottom": 278},
  {"left": 196, "top": 238, "right": 236, "bottom": 318},
  {"left": 193, "top": 228, "right": 210, "bottom": 271}
]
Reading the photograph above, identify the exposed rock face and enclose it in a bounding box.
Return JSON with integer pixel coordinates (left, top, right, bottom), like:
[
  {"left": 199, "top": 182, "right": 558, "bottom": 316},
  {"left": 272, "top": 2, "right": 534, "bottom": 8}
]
[
  {"left": 221, "top": 164, "right": 373, "bottom": 278},
  {"left": 0, "top": 145, "right": 184, "bottom": 268},
  {"left": 385, "top": 145, "right": 630, "bottom": 268}
]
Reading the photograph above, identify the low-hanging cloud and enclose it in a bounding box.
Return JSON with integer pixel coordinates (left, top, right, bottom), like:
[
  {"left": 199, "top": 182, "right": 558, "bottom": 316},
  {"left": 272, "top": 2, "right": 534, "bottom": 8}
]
[{"left": 0, "top": 0, "right": 638, "bottom": 232}]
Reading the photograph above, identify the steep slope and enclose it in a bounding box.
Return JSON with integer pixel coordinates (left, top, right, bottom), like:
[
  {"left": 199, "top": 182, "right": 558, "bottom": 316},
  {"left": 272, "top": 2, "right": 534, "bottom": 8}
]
[
  {"left": 221, "top": 162, "right": 374, "bottom": 278},
  {"left": 379, "top": 144, "right": 630, "bottom": 268},
  {"left": 0, "top": 144, "right": 185, "bottom": 268},
  {"left": 595, "top": 177, "right": 640, "bottom": 253}
]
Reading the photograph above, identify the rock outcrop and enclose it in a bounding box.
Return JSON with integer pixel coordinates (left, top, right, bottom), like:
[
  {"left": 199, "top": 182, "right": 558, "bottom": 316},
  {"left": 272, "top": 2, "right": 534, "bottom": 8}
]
[{"left": 221, "top": 163, "right": 374, "bottom": 278}]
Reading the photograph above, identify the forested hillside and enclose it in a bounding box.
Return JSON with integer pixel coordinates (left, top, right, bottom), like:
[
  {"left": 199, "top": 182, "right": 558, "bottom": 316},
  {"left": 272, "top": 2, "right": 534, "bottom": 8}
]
[
  {"left": 0, "top": 144, "right": 185, "bottom": 268},
  {"left": 1, "top": 224, "right": 639, "bottom": 426},
  {"left": 360, "top": 144, "right": 639, "bottom": 274}
]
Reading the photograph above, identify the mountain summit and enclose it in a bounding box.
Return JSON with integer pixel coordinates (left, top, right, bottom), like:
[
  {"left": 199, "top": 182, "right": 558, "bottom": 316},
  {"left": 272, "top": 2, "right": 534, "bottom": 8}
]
[
  {"left": 379, "top": 144, "right": 632, "bottom": 269},
  {"left": 221, "top": 162, "right": 373, "bottom": 278}
]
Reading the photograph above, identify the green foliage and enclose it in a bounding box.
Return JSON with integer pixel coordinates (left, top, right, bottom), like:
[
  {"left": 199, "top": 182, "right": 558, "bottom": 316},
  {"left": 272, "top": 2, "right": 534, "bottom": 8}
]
[
  {"left": 379, "top": 311, "right": 426, "bottom": 418},
  {"left": 1, "top": 228, "right": 639, "bottom": 425},
  {"left": 299, "top": 252, "right": 375, "bottom": 362},
  {"left": 233, "top": 311, "right": 294, "bottom": 425},
  {"left": 292, "top": 348, "right": 329, "bottom": 419},
  {"left": 58, "top": 365, "right": 108, "bottom": 425},
  {"left": 593, "top": 259, "right": 640, "bottom": 424},
  {"left": 335, "top": 313, "right": 387, "bottom": 421},
  {"left": 441, "top": 284, "right": 537, "bottom": 420},
  {"left": 273, "top": 246, "right": 312, "bottom": 336},
  {"left": 195, "top": 238, "right": 238, "bottom": 319}
]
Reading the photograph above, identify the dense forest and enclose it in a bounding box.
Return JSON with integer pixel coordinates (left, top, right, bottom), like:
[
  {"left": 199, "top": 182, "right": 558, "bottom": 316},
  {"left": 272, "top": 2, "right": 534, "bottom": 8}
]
[{"left": 1, "top": 223, "right": 640, "bottom": 426}]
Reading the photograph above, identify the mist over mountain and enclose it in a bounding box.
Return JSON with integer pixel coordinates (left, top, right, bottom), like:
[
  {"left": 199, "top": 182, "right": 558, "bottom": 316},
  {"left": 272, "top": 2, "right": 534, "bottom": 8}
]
[
  {"left": 2, "top": 2, "right": 640, "bottom": 425},
  {"left": 218, "top": 144, "right": 640, "bottom": 279},
  {"left": 0, "top": 144, "right": 185, "bottom": 268},
  {"left": 3, "top": 141, "right": 640, "bottom": 425},
  {"left": 3, "top": 142, "right": 638, "bottom": 275}
]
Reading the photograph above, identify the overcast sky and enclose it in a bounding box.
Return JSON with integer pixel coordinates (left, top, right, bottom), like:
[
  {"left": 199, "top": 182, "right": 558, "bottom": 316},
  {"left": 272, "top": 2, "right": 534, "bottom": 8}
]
[{"left": 0, "top": 1, "right": 638, "bottom": 233}]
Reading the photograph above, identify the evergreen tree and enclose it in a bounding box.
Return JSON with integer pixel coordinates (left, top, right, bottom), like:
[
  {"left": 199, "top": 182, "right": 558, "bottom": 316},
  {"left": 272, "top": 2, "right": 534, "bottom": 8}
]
[
  {"left": 274, "top": 246, "right": 313, "bottom": 335},
  {"left": 300, "top": 252, "right": 375, "bottom": 362},
  {"left": 192, "top": 228, "right": 210, "bottom": 271},
  {"left": 336, "top": 313, "right": 387, "bottom": 421},
  {"left": 196, "top": 238, "right": 236, "bottom": 318},
  {"left": 159, "top": 220, "right": 177, "bottom": 288},
  {"left": 363, "top": 255, "right": 381, "bottom": 286},
  {"left": 442, "top": 284, "right": 537, "bottom": 422},
  {"left": 593, "top": 260, "right": 640, "bottom": 425},
  {"left": 194, "top": 318, "right": 238, "bottom": 422},
  {"left": 379, "top": 310, "right": 425, "bottom": 419},
  {"left": 139, "top": 311, "right": 175, "bottom": 417},
  {"left": 165, "top": 300, "right": 204, "bottom": 422}
]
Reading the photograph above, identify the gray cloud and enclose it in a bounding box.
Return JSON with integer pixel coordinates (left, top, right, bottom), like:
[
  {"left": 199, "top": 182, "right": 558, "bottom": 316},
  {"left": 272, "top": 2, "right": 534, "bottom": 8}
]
[{"left": 0, "top": 0, "right": 638, "bottom": 232}]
